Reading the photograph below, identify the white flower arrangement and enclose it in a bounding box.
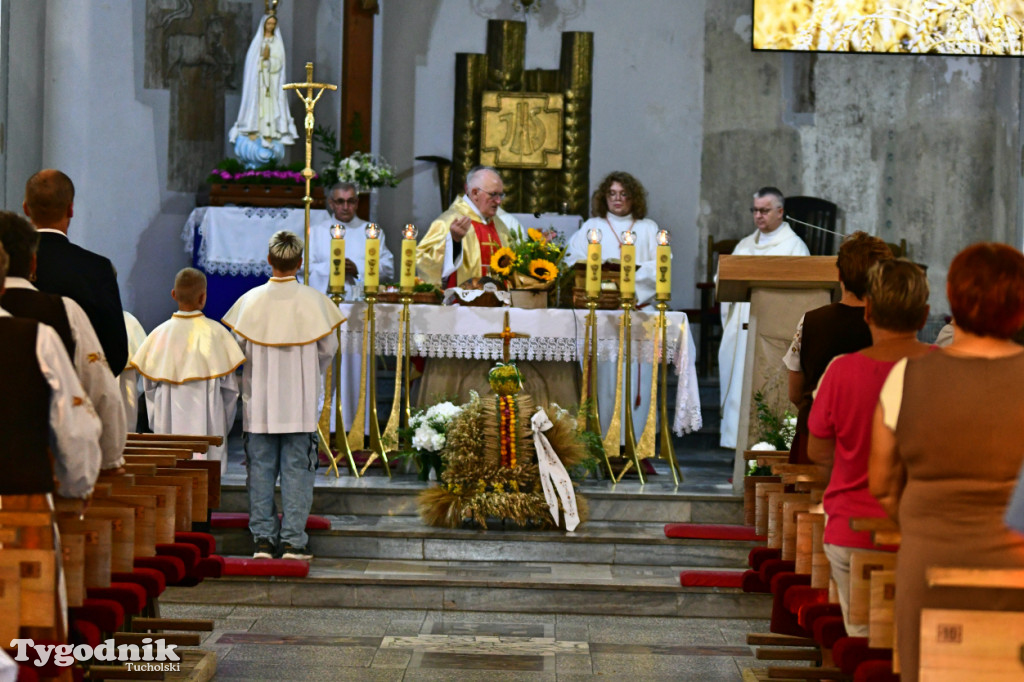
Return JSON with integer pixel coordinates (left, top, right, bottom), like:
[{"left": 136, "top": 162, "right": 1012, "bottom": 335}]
[
  {"left": 409, "top": 401, "right": 463, "bottom": 453},
  {"left": 313, "top": 125, "right": 399, "bottom": 191}
]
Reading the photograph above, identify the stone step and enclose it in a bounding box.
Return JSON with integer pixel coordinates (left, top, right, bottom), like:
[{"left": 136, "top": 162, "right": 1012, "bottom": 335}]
[
  {"left": 164, "top": 557, "right": 770, "bottom": 619},
  {"left": 212, "top": 516, "right": 758, "bottom": 568},
  {"left": 216, "top": 478, "right": 743, "bottom": 525}
]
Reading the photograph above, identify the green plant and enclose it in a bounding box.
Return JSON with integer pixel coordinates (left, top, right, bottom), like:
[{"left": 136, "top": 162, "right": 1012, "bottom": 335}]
[{"left": 753, "top": 389, "right": 796, "bottom": 451}]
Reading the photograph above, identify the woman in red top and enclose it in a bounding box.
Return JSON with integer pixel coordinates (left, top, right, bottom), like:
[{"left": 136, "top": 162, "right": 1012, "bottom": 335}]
[{"left": 807, "top": 259, "right": 932, "bottom": 636}]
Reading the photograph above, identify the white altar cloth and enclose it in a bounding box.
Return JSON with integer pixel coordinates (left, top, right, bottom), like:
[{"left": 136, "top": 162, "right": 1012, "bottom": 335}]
[
  {"left": 182, "top": 206, "right": 314, "bottom": 277},
  {"left": 337, "top": 303, "right": 702, "bottom": 436},
  {"left": 181, "top": 207, "right": 583, "bottom": 276}
]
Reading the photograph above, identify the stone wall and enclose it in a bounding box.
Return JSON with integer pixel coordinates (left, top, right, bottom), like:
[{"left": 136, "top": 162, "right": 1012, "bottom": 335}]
[{"left": 700, "top": 0, "right": 1023, "bottom": 319}]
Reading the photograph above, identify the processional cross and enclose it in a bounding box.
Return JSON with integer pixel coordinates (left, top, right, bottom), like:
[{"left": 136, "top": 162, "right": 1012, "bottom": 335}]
[
  {"left": 484, "top": 311, "right": 530, "bottom": 363},
  {"left": 283, "top": 62, "right": 337, "bottom": 283}
]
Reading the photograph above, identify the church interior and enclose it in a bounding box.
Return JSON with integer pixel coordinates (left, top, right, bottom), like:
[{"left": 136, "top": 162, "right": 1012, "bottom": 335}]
[{"left": 2, "top": 0, "right": 1024, "bottom": 680}]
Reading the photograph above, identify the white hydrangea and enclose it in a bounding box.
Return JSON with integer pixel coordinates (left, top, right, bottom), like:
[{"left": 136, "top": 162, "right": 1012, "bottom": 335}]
[
  {"left": 425, "top": 401, "right": 462, "bottom": 421},
  {"left": 750, "top": 441, "right": 776, "bottom": 451},
  {"left": 412, "top": 425, "right": 446, "bottom": 452}
]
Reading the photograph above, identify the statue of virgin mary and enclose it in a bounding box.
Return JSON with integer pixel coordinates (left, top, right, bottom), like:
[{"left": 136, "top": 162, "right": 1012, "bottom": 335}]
[{"left": 229, "top": 13, "right": 299, "bottom": 168}]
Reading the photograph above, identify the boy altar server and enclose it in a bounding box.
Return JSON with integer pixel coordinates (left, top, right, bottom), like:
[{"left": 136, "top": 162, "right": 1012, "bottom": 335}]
[
  {"left": 132, "top": 268, "right": 244, "bottom": 474},
  {"left": 222, "top": 231, "right": 344, "bottom": 561}
]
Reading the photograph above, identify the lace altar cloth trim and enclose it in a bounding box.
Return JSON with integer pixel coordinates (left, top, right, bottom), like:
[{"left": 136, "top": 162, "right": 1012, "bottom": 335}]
[
  {"left": 337, "top": 303, "right": 703, "bottom": 435},
  {"left": 182, "top": 206, "right": 324, "bottom": 278}
]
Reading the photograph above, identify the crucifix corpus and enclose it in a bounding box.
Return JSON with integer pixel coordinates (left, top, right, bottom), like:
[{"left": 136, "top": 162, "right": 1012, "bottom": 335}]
[
  {"left": 484, "top": 311, "right": 530, "bottom": 363},
  {"left": 283, "top": 62, "right": 337, "bottom": 284}
]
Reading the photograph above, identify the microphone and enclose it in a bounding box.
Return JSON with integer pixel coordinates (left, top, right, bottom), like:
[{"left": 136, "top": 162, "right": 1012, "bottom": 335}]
[{"left": 785, "top": 214, "right": 845, "bottom": 237}]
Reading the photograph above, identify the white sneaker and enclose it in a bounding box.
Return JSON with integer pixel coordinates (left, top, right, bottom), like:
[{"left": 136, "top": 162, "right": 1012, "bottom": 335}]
[
  {"left": 253, "top": 539, "right": 276, "bottom": 559},
  {"left": 281, "top": 544, "right": 313, "bottom": 561}
]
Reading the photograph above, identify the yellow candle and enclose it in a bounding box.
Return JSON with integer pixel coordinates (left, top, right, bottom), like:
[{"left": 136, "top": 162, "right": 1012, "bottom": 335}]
[
  {"left": 586, "top": 242, "right": 602, "bottom": 297},
  {"left": 364, "top": 223, "right": 381, "bottom": 290},
  {"left": 656, "top": 245, "right": 671, "bottom": 298},
  {"left": 619, "top": 232, "right": 636, "bottom": 298},
  {"left": 329, "top": 224, "right": 345, "bottom": 291},
  {"left": 655, "top": 229, "right": 671, "bottom": 300},
  {"left": 400, "top": 224, "right": 418, "bottom": 291}
]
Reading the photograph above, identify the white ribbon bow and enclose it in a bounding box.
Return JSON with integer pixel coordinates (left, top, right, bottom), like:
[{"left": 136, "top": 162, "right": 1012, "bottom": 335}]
[{"left": 531, "top": 408, "right": 580, "bottom": 532}]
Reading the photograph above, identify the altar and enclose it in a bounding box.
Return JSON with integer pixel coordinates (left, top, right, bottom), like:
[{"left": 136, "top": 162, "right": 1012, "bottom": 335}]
[
  {"left": 181, "top": 207, "right": 583, "bottom": 322},
  {"left": 337, "top": 303, "right": 702, "bottom": 437},
  {"left": 179, "top": 207, "right": 701, "bottom": 436}
]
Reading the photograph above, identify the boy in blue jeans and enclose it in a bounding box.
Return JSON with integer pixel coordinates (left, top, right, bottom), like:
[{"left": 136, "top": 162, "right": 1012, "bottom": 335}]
[{"left": 222, "top": 231, "right": 344, "bottom": 559}]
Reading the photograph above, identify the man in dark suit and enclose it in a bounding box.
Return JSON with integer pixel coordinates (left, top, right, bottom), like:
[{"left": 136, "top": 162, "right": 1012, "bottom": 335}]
[{"left": 24, "top": 169, "right": 128, "bottom": 376}]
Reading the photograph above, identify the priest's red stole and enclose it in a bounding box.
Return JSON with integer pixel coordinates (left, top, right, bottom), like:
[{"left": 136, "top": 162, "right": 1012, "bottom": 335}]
[{"left": 446, "top": 220, "right": 503, "bottom": 288}]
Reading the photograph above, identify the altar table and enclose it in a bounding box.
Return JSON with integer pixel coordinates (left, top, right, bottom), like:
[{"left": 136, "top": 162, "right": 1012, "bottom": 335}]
[
  {"left": 337, "top": 303, "right": 702, "bottom": 436},
  {"left": 182, "top": 207, "right": 585, "bottom": 321}
]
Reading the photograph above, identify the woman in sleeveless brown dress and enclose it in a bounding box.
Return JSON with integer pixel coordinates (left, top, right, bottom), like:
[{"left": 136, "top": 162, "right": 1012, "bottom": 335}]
[{"left": 870, "top": 243, "right": 1024, "bottom": 682}]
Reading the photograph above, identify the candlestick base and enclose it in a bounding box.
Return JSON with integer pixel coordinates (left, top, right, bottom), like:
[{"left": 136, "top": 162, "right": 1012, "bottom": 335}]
[{"left": 323, "top": 290, "right": 359, "bottom": 478}]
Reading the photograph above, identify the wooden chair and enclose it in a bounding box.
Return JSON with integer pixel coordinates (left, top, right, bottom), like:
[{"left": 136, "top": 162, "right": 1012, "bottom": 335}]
[
  {"left": 785, "top": 196, "right": 838, "bottom": 256},
  {"left": 692, "top": 235, "right": 739, "bottom": 376},
  {"left": 886, "top": 239, "right": 908, "bottom": 258}
]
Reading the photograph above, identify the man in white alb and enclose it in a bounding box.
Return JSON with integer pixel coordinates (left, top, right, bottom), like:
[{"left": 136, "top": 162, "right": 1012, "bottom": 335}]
[
  {"left": 306, "top": 182, "right": 395, "bottom": 430},
  {"left": 718, "top": 187, "right": 809, "bottom": 449}
]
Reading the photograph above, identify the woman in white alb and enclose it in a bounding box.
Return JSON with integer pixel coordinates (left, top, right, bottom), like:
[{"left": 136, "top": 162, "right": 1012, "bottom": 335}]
[{"left": 566, "top": 171, "right": 662, "bottom": 441}]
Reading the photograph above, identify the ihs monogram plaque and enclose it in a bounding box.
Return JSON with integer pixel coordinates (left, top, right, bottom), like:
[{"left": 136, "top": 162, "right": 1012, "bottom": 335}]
[{"left": 480, "top": 91, "right": 564, "bottom": 169}]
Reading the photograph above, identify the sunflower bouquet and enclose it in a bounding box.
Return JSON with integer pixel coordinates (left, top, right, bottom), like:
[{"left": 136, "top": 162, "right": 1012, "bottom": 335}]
[{"left": 488, "top": 227, "right": 567, "bottom": 291}]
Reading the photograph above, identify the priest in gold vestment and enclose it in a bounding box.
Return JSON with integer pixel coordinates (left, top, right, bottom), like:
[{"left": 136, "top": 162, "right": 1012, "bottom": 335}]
[{"left": 417, "top": 166, "right": 512, "bottom": 287}]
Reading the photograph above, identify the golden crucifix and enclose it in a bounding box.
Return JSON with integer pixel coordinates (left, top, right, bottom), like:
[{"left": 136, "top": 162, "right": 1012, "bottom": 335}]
[
  {"left": 283, "top": 62, "right": 337, "bottom": 284},
  {"left": 484, "top": 311, "right": 530, "bottom": 363}
]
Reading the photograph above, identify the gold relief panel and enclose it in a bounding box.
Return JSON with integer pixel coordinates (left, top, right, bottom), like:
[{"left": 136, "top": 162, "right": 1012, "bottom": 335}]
[{"left": 480, "top": 92, "right": 564, "bottom": 170}]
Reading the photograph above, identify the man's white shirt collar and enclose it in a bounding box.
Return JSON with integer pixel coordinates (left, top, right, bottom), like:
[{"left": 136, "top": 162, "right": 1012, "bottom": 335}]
[{"left": 2, "top": 277, "right": 38, "bottom": 291}]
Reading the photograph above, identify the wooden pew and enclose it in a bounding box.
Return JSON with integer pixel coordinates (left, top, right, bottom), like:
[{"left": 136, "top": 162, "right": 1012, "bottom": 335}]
[
  {"left": 0, "top": 498, "right": 61, "bottom": 639},
  {"left": 918, "top": 568, "right": 1024, "bottom": 681}
]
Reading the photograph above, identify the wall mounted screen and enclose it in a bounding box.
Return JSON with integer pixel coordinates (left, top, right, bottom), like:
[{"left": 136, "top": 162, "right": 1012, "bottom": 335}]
[{"left": 753, "top": 0, "right": 1024, "bottom": 56}]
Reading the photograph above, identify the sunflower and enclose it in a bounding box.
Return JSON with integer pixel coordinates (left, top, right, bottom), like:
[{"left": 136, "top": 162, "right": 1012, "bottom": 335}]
[
  {"left": 528, "top": 258, "right": 557, "bottom": 282},
  {"left": 490, "top": 247, "right": 516, "bottom": 276},
  {"left": 527, "top": 227, "right": 547, "bottom": 244}
]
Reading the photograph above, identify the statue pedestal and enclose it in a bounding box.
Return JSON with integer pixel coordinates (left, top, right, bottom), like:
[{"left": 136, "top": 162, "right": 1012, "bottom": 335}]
[{"left": 205, "top": 183, "right": 325, "bottom": 209}]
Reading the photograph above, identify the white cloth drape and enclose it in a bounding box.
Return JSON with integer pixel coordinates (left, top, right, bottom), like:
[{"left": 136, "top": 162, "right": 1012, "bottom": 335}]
[{"left": 531, "top": 408, "right": 580, "bottom": 531}]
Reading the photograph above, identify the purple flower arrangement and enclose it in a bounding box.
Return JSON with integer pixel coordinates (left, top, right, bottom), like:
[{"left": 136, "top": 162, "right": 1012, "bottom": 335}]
[{"left": 209, "top": 168, "right": 312, "bottom": 185}]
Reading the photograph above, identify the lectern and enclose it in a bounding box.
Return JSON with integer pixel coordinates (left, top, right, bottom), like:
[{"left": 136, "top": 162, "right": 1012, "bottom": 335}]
[{"left": 717, "top": 255, "right": 839, "bottom": 493}]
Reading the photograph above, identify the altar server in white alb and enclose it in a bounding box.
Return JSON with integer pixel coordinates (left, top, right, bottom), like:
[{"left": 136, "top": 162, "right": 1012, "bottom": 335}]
[
  {"left": 223, "top": 231, "right": 344, "bottom": 561},
  {"left": 120, "top": 310, "right": 147, "bottom": 431},
  {"left": 306, "top": 181, "right": 394, "bottom": 429},
  {"left": 132, "top": 268, "right": 245, "bottom": 474},
  {"left": 566, "top": 171, "right": 663, "bottom": 438},
  {"left": 718, "top": 187, "right": 809, "bottom": 449}
]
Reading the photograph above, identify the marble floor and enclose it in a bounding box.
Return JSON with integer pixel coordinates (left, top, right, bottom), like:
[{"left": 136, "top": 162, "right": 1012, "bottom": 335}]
[{"left": 163, "top": 603, "right": 769, "bottom": 681}]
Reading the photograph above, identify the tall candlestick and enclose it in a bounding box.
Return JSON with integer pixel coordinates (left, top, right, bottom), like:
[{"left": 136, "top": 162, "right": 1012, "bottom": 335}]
[
  {"left": 400, "top": 223, "right": 418, "bottom": 292},
  {"left": 364, "top": 222, "right": 381, "bottom": 291},
  {"left": 655, "top": 229, "right": 671, "bottom": 300},
  {"left": 328, "top": 224, "right": 346, "bottom": 293},
  {"left": 619, "top": 230, "right": 636, "bottom": 298},
  {"left": 586, "top": 228, "right": 602, "bottom": 298}
]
